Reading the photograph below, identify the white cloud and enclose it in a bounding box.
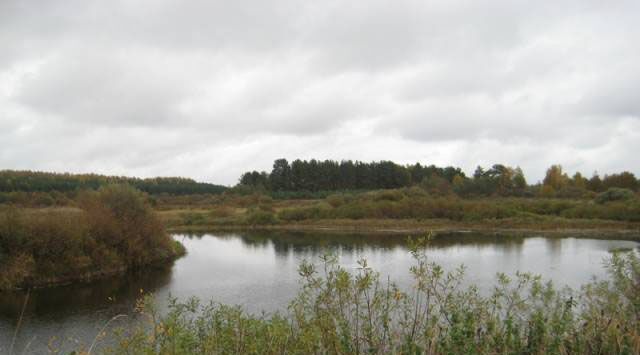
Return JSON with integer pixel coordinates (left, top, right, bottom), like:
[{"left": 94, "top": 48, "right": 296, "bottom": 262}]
[{"left": 0, "top": 0, "right": 638, "bottom": 184}]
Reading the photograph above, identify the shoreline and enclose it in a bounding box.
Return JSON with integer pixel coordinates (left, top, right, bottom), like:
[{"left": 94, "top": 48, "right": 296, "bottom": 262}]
[
  {"left": 167, "top": 218, "right": 640, "bottom": 240},
  {"left": 1, "top": 247, "right": 185, "bottom": 291}
]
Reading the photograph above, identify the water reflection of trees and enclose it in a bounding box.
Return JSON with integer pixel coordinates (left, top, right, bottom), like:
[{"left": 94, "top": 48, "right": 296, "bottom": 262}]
[
  {"left": 179, "top": 230, "right": 529, "bottom": 256},
  {"left": 545, "top": 237, "right": 563, "bottom": 264},
  {"left": 0, "top": 264, "right": 174, "bottom": 320}
]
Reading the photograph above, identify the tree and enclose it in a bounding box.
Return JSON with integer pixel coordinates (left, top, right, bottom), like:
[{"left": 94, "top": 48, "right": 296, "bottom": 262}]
[
  {"left": 602, "top": 172, "right": 638, "bottom": 191},
  {"left": 488, "top": 164, "right": 514, "bottom": 194},
  {"left": 290, "top": 160, "right": 307, "bottom": 191},
  {"left": 452, "top": 174, "right": 466, "bottom": 190},
  {"left": 540, "top": 184, "right": 556, "bottom": 198},
  {"left": 0, "top": 170, "right": 226, "bottom": 195},
  {"left": 338, "top": 160, "right": 357, "bottom": 190},
  {"left": 240, "top": 171, "right": 268, "bottom": 188},
  {"left": 473, "top": 166, "right": 485, "bottom": 179},
  {"left": 409, "top": 163, "right": 426, "bottom": 185},
  {"left": 587, "top": 173, "right": 604, "bottom": 192},
  {"left": 543, "top": 165, "right": 568, "bottom": 190},
  {"left": 513, "top": 167, "right": 527, "bottom": 189},
  {"left": 269, "top": 159, "right": 292, "bottom": 191},
  {"left": 442, "top": 166, "right": 465, "bottom": 182},
  {"left": 571, "top": 172, "right": 588, "bottom": 190},
  {"left": 421, "top": 174, "right": 451, "bottom": 196}
]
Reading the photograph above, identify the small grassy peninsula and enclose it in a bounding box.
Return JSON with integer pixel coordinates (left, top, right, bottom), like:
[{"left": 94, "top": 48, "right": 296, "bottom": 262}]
[{"left": 0, "top": 185, "right": 185, "bottom": 290}]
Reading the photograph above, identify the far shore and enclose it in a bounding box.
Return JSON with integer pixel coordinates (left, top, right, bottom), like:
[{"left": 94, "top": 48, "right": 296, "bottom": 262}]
[{"left": 166, "top": 218, "right": 640, "bottom": 240}]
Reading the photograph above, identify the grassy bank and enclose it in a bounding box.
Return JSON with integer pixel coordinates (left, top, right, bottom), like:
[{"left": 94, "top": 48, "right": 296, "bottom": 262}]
[
  {"left": 158, "top": 188, "right": 640, "bottom": 235},
  {"left": 0, "top": 185, "right": 185, "bottom": 290},
  {"left": 101, "top": 238, "right": 640, "bottom": 354},
  {"left": 167, "top": 219, "right": 640, "bottom": 240}
]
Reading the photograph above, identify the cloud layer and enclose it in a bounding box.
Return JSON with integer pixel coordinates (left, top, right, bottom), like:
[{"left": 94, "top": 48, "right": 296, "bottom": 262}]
[{"left": 1, "top": 0, "right": 639, "bottom": 184}]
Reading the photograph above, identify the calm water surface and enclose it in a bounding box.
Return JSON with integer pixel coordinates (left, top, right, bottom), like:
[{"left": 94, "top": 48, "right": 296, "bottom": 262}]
[{"left": 1, "top": 231, "right": 638, "bottom": 353}]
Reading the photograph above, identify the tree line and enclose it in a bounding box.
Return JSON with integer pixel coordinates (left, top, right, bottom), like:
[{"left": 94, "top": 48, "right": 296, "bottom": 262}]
[
  {"left": 239, "top": 159, "right": 639, "bottom": 197},
  {"left": 0, "top": 170, "right": 227, "bottom": 195},
  {"left": 240, "top": 159, "right": 464, "bottom": 192},
  {"left": 1, "top": 161, "right": 637, "bottom": 200}
]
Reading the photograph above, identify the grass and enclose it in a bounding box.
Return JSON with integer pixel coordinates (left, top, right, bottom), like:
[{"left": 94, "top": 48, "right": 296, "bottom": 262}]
[
  {"left": 97, "top": 236, "right": 640, "bottom": 354},
  {"left": 158, "top": 200, "right": 640, "bottom": 236}
]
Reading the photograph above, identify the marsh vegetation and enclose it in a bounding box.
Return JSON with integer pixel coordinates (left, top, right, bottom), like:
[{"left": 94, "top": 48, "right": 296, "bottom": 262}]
[
  {"left": 105, "top": 238, "right": 640, "bottom": 354},
  {"left": 0, "top": 185, "right": 184, "bottom": 290}
]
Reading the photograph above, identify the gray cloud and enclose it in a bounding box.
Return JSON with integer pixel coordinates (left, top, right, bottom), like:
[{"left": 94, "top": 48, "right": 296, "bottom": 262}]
[{"left": 1, "top": 0, "right": 639, "bottom": 184}]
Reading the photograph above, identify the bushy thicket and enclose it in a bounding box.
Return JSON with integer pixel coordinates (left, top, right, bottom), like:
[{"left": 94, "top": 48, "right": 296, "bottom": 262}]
[
  {"left": 105, "top": 239, "right": 640, "bottom": 354},
  {"left": 0, "top": 185, "right": 185, "bottom": 289}
]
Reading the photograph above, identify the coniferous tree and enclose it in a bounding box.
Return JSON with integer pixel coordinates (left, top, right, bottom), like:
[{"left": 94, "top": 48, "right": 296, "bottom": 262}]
[{"left": 269, "top": 159, "right": 292, "bottom": 191}]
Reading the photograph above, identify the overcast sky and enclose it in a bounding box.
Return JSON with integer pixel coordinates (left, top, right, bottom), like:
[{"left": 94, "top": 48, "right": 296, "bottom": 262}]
[{"left": 1, "top": 0, "right": 639, "bottom": 185}]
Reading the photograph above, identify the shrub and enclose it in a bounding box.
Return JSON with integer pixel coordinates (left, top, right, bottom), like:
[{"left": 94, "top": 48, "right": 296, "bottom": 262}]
[
  {"left": 420, "top": 175, "right": 452, "bottom": 196},
  {"left": 333, "top": 201, "right": 374, "bottom": 219},
  {"left": 595, "top": 188, "right": 636, "bottom": 204},
  {"left": 180, "top": 212, "right": 206, "bottom": 226},
  {"left": 326, "top": 194, "right": 346, "bottom": 207},
  {"left": 372, "top": 189, "right": 405, "bottom": 202},
  {"left": 277, "top": 206, "right": 329, "bottom": 221},
  {"left": 402, "top": 186, "right": 429, "bottom": 198},
  {"left": 539, "top": 185, "right": 556, "bottom": 198},
  {"left": 556, "top": 186, "right": 588, "bottom": 199},
  {"left": 81, "top": 185, "right": 175, "bottom": 267},
  {"left": 208, "top": 206, "right": 235, "bottom": 218},
  {"left": 245, "top": 209, "right": 278, "bottom": 225}
]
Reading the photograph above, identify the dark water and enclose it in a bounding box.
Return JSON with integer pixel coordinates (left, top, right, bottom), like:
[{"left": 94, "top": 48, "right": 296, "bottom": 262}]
[{"left": 0, "top": 231, "right": 638, "bottom": 353}]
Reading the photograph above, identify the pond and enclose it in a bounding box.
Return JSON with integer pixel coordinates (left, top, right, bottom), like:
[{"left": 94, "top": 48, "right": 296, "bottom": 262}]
[{"left": 1, "top": 231, "right": 638, "bottom": 353}]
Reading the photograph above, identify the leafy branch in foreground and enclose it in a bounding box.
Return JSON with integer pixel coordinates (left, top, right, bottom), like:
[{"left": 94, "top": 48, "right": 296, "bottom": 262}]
[{"left": 104, "top": 238, "right": 639, "bottom": 354}]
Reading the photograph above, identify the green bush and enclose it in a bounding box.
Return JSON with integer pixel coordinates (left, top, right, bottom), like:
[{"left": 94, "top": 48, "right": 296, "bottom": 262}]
[
  {"left": 245, "top": 209, "right": 278, "bottom": 225},
  {"left": 595, "top": 187, "right": 636, "bottom": 204},
  {"left": 372, "top": 189, "right": 405, "bottom": 202},
  {"left": 556, "top": 186, "right": 589, "bottom": 199},
  {"left": 180, "top": 212, "right": 206, "bottom": 226},
  {"left": 277, "top": 205, "right": 330, "bottom": 221}
]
